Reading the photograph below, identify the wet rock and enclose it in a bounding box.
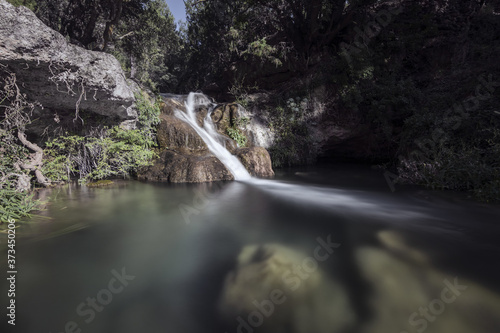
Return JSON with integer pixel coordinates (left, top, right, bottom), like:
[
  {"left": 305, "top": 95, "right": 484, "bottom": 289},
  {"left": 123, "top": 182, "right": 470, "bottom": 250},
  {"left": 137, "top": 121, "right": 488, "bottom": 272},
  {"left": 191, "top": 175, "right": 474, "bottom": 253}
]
[
  {"left": 210, "top": 103, "right": 238, "bottom": 134},
  {"left": 236, "top": 147, "right": 274, "bottom": 178},
  {"left": 139, "top": 102, "right": 230, "bottom": 183},
  {"left": 237, "top": 103, "right": 275, "bottom": 149},
  {"left": 157, "top": 114, "right": 207, "bottom": 151},
  {"left": 137, "top": 150, "right": 233, "bottom": 183},
  {"left": 141, "top": 94, "right": 274, "bottom": 183},
  {"left": 218, "top": 244, "right": 355, "bottom": 333}
]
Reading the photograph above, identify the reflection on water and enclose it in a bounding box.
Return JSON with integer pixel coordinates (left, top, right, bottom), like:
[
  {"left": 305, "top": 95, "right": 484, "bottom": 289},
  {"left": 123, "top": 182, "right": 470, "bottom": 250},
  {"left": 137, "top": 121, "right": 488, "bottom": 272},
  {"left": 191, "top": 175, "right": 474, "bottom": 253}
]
[{"left": 1, "top": 165, "right": 500, "bottom": 333}]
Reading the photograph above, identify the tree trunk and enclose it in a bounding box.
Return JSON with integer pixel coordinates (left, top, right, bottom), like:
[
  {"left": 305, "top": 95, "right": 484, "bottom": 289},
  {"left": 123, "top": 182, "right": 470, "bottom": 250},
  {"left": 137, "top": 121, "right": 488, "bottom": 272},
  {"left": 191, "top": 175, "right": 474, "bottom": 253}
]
[{"left": 17, "top": 131, "right": 51, "bottom": 187}]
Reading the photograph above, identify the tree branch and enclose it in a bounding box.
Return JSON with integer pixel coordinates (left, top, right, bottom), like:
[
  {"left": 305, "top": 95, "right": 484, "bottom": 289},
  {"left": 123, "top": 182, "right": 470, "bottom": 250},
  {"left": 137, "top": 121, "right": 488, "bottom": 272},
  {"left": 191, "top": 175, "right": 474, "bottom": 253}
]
[
  {"left": 117, "top": 31, "right": 135, "bottom": 40},
  {"left": 17, "top": 131, "right": 51, "bottom": 187}
]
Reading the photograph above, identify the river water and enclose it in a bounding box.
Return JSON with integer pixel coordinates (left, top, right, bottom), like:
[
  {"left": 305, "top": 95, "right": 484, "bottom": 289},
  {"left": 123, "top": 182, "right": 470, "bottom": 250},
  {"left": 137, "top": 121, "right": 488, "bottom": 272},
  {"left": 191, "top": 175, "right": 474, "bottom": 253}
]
[{"left": 1, "top": 164, "right": 500, "bottom": 333}]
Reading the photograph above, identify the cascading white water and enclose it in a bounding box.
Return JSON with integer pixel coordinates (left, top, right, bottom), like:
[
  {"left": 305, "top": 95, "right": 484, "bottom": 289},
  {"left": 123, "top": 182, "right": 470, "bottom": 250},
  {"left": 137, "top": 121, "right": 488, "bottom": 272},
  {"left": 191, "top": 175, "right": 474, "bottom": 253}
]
[
  {"left": 174, "top": 95, "right": 429, "bottom": 219},
  {"left": 203, "top": 109, "right": 228, "bottom": 147},
  {"left": 174, "top": 92, "right": 252, "bottom": 181}
]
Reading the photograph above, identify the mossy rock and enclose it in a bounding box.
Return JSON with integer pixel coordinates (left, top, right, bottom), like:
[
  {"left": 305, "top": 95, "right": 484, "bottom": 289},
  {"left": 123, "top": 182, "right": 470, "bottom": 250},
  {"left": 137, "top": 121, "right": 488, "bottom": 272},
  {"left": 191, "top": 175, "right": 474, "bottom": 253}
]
[
  {"left": 211, "top": 103, "right": 250, "bottom": 147},
  {"left": 160, "top": 98, "right": 185, "bottom": 116},
  {"left": 87, "top": 180, "right": 114, "bottom": 187},
  {"left": 211, "top": 104, "right": 238, "bottom": 134}
]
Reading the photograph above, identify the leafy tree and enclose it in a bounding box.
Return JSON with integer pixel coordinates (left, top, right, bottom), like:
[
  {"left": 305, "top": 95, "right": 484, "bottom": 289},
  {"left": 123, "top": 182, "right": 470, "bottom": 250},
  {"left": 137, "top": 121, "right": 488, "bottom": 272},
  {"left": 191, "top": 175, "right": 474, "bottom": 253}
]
[
  {"left": 34, "top": 0, "right": 151, "bottom": 50},
  {"left": 24, "top": 0, "right": 182, "bottom": 92},
  {"left": 112, "top": 0, "right": 182, "bottom": 92},
  {"left": 180, "top": 0, "right": 382, "bottom": 91}
]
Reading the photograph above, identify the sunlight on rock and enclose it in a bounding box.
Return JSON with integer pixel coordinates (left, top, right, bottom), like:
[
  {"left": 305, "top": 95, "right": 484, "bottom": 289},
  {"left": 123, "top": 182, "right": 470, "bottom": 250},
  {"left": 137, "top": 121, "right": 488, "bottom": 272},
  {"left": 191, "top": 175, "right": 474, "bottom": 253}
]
[
  {"left": 357, "top": 246, "right": 500, "bottom": 333},
  {"left": 377, "top": 230, "right": 429, "bottom": 264},
  {"left": 218, "top": 244, "right": 355, "bottom": 333}
]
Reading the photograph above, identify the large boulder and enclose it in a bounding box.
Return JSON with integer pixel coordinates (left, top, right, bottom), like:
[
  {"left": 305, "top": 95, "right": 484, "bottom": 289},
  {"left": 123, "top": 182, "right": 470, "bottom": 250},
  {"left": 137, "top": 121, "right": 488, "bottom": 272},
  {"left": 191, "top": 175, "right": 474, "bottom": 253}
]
[
  {"left": 0, "top": 0, "right": 139, "bottom": 133},
  {"left": 137, "top": 150, "right": 234, "bottom": 183},
  {"left": 236, "top": 147, "right": 275, "bottom": 178},
  {"left": 137, "top": 112, "right": 237, "bottom": 183},
  {"left": 218, "top": 244, "right": 355, "bottom": 333}
]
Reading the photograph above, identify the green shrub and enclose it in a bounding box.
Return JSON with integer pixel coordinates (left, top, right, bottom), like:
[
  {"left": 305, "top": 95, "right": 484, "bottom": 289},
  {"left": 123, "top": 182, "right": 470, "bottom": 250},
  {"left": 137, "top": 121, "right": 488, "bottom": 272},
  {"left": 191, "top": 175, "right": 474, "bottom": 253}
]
[
  {"left": 0, "top": 122, "right": 40, "bottom": 223},
  {"left": 136, "top": 91, "right": 161, "bottom": 134},
  {"left": 42, "top": 90, "right": 161, "bottom": 183},
  {"left": 0, "top": 187, "right": 38, "bottom": 222},
  {"left": 0, "top": 136, "right": 39, "bottom": 222},
  {"left": 43, "top": 127, "right": 157, "bottom": 183},
  {"left": 268, "top": 103, "right": 312, "bottom": 168},
  {"left": 398, "top": 122, "right": 500, "bottom": 202},
  {"left": 226, "top": 127, "right": 247, "bottom": 147}
]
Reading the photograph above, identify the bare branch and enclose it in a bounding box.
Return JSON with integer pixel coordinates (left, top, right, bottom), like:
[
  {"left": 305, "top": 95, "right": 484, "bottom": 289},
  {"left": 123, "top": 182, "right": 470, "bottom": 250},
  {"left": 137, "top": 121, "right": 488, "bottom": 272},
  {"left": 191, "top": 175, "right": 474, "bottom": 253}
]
[
  {"left": 17, "top": 131, "right": 51, "bottom": 187},
  {"left": 117, "top": 31, "right": 135, "bottom": 40}
]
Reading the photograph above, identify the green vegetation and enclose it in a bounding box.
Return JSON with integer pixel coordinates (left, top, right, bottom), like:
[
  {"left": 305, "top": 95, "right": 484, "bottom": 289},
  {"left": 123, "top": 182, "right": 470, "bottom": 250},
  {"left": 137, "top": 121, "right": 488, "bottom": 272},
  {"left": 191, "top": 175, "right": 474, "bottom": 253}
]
[
  {"left": 268, "top": 100, "right": 312, "bottom": 169},
  {"left": 226, "top": 127, "right": 247, "bottom": 147},
  {"left": 6, "top": 0, "right": 183, "bottom": 92},
  {"left": 4, "top": 0, "right": 500, "bottom": 203},
  {"left": 42, "top": 131, "right": 153, "bottom": 183},
  {"left": 0, "top": 69, "right": 45, "bottom": 223},
  {"left": 5, "top": 0, "right": 36, "bottom": 10},
  {"left": 1, "top": 85, "right": 160, "bottom": 222},
  {"left": 0, "top": 130, "right": 39, "bottom": 221},
  {"left": 111, "top": 0, "right": 182, "bottom": 92},
  {"left": 43, "top": 91, "right": 160, "bottom": 183},
  {"left": 396, "top": 106, "right": 500, "bottom": 201},
  {"left": 0, "top": 188, "right": 38, "bottom": 222}
]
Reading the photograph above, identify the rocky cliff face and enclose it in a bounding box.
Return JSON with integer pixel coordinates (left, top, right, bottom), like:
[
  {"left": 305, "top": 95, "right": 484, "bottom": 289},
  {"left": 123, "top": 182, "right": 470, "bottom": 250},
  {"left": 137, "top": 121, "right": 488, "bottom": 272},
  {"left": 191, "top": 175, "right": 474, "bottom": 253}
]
[{"left": 0, "top": 0, "right": 139, "bottom": 137}]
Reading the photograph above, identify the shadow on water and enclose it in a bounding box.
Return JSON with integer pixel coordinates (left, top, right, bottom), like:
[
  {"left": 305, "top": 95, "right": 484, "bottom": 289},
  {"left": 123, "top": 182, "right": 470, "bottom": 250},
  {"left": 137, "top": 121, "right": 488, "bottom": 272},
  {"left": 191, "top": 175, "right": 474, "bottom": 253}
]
[{"left": 1, "top": 165, "right": 500, "bottom": 333}]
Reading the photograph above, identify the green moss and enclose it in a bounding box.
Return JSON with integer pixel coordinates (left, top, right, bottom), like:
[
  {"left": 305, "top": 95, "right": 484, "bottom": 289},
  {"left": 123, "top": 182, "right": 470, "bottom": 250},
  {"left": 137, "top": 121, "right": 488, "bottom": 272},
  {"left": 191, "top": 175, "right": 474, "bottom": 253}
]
[
  {"left": 86, "top": 180, "right": 114, "bottom": 187},
  {"left": 5, "top": 0, "right": 36, "bottom": 11}
]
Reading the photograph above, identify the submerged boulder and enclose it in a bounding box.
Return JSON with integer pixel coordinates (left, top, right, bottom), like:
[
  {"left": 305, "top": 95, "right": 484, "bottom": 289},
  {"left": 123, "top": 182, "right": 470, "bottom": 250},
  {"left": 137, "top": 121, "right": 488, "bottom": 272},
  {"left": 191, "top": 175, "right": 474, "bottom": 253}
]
[{"left": 218, "top": 244, "right": 355, "bottom": 333}]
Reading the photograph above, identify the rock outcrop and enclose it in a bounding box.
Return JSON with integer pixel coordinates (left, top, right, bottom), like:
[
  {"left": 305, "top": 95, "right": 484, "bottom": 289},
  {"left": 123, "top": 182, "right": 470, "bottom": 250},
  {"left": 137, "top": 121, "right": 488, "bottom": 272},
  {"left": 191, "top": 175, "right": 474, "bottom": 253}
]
[
  {"left": 156, "top": 114, "right": 208, "bottom": 152},
  {"left": 0, "top": 0, "right": 139, "bottom": 134},
  {"left": 235, "top": 147, "right": 274, "bottom": 178},
  {"left": 138, "top": 150, "right": 234, "bottom": 183},
  {"left": 138, "top": 99, "right": 234, "bottom": 183},
  {"left": 212, "top": 101, "right": 275, "bottom": 149},
  {"left": 138, "top": 95, "right": 274, "bottom": 183}
]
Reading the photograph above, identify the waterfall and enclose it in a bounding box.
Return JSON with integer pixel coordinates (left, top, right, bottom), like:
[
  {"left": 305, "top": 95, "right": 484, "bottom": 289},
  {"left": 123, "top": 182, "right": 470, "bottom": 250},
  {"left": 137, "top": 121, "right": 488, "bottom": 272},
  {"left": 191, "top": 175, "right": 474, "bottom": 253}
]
[{"left": 174, "top": 92, "right": 252, "bottom": 181}]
